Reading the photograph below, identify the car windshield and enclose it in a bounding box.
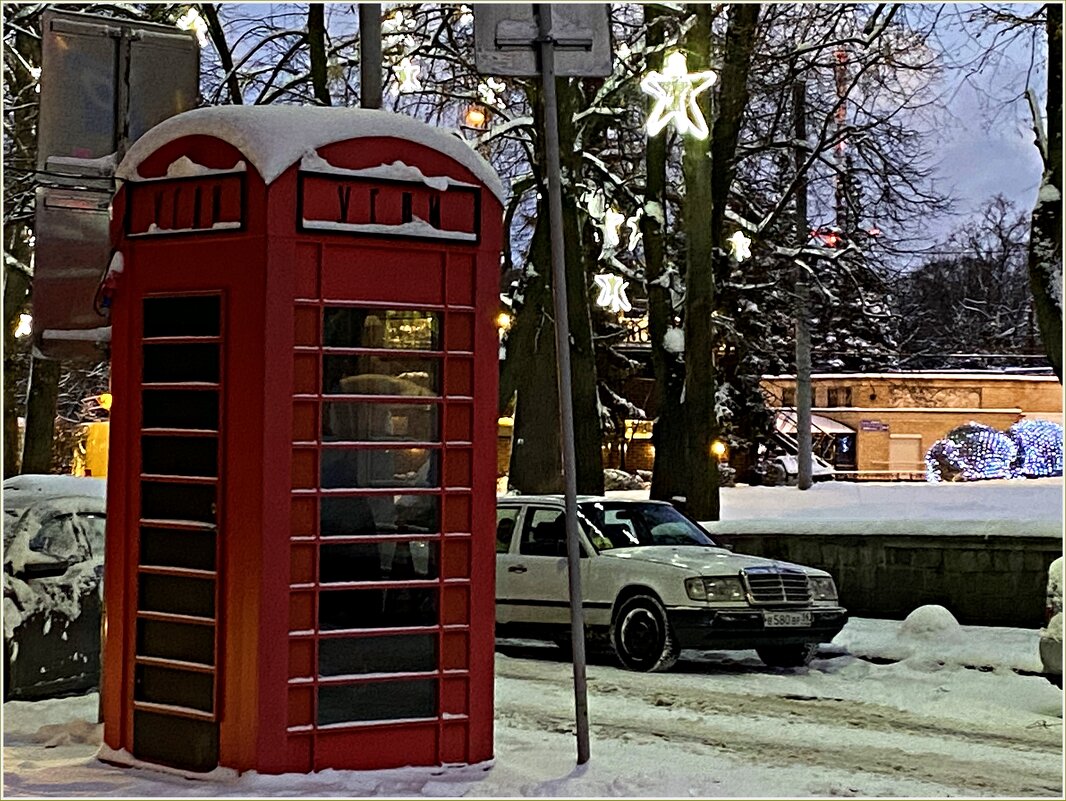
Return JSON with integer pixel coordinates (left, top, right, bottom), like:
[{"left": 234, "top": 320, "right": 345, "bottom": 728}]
[{"left": 579, "top": 501, "right": 717, "bottom": 550}]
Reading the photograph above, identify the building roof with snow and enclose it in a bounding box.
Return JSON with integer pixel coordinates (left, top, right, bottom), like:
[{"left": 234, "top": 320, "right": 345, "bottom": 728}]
[{"left": 115, "top": 106, "right": 506, "bottom": 202}]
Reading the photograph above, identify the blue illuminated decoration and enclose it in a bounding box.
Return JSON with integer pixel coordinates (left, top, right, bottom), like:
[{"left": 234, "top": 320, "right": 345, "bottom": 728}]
[
  {"left": 1007, "top": 419, "right": 1064, "bottom": 478},
  {"left": 925, "top": 422, "right": 1018, "bottom": 483}
]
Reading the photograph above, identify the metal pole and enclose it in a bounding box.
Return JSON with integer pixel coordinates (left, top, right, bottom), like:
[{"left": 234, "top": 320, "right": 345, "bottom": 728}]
[
  {"left": 793, "top": 80, "right": 813, "bottom": 490},
  {"left": 534, "top": 3, "right": 590, "bottom": 766},
  {"left": 359, "top": 4, "right": 382, "bottom": 109}
]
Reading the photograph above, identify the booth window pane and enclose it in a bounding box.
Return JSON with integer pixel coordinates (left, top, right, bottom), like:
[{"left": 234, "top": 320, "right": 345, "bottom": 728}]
[
  {"left": 140, "top": 527, "right": 216, "bottom": 571},
  {"left": 323, "top": 356, "right": 439, "bottom": 396},
  {"left": 141, "top": 481, "right": 216, "bottom": 524},
  {"left": 320, "top": 495, "right": 438, "bottom": 536},
  {"left": 143, "top": 343, "right": 220, "bottom": 384},
  {"left": 143, "top": 296, "right": 220, "bottom": 337},
  {"left": 319, "top": 588, "right": 437, "bottom": 630},
  {"left": 142, "top": 435, "right": 218, "bottom": 477},
  {"left": 135, "top": 664, "right": 214, "bottom": 712},
  {"left": 142, "top": 390, "right": 219, "bottom": 430},
  {"left": 323, "top": 402, "right": 439, "bottom": 442},
  {"left": 319, "top": 541, "right": 438, "bottom": 583},
  {"left": 139, "top": 574, "right": 215, "bottom": 618},
  {"left": 319, "top": 634, "right": 437, "bottom": 676},
  {"left": 321, "top": 448, "right": 438, "bottom": 489},
  {"left": 136, "top": 619, "right": 214, "bottom": 665},
  {"left": 318, "top": 679, "right": 437, "bottom": 725},
  {"left": 324, "top": 309, "right": 439, "bottom": 350}
]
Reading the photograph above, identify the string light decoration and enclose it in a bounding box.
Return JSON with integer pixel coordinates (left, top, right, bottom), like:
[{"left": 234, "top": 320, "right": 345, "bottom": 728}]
[
  {"left": 640, "top": 51, "right": 718, "bottom": 139},
  {"left": 1007, "top": 420, "right": 1064, "bottom": 478},
  {"left": 726, "top": 230, "right": 752, "bottom": 262},
  {"left": 925, "top": 422, "right": 1018, "bottom": 482},
  {"left": 393, "top": 57, "right": 422, "bottom": 93},
  {"left": 593, "top": 273, "right": 632, "bottom": 313}
]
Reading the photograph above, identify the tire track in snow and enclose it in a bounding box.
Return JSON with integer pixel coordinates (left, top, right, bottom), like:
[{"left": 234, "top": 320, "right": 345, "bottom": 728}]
[{"left": 495, "top": 656, "right": 1063, "bottom": 797}]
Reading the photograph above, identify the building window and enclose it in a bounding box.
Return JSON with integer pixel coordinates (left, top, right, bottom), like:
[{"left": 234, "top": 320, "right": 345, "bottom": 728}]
[
  {"left": 781, "top": 387, "right": 796, "bottom": 407},
  {"left": 827, "top": 387, "right": 852, "bottom": 407}
]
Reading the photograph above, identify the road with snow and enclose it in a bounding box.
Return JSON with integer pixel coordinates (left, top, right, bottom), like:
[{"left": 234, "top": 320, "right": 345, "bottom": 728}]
[
  {"left": 4, "top": 617, "right": 1063, "bottom": 798},
  {"left": 495, "top": 640, "right": 1063, "bottom": 798}
]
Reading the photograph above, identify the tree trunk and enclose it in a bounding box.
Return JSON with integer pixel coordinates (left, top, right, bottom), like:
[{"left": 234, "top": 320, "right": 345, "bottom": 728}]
[
  {"left": 20, "top": 356, "right": 61, "bottom": 474},
  {"left": 681, "top": 4, "right": 719, "bottom": 520},
  {"left": 202, "top": 4, "right": 244, "bottom": 105},
  {"left": 506, "top": 78, "right": 602, "bottom": 495},
  {"left": 643, "top": 8, "right": 688, "bottom": 502},
  {"left": 3, "top": 265, "right": 30, "bottom": 477},
  {"left": 307, "top": 4, "right": 332, "bottom": 105},
  {"left": 558, "top": 78, "right": 604, "bottom": 496},
  {"left": 1029, "top": 4, "right": 1062, "bottom": 381}
]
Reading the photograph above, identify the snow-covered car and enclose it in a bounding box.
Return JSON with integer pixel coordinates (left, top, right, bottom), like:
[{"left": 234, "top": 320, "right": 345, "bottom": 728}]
[
  {"left": 3, "top": 475, "right": 107, "bottom": 701},
  {"left": 1040, "top": 556, "right": 1062, "bottom": 687},
  {"left": 496, "top": 496, "right": 847, "bottom": 671}
]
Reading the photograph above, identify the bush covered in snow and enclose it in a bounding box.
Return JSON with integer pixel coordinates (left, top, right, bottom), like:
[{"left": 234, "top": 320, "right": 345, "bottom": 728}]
[{"left": 924, "top": 420, "right": 1063, "bottom": 482}]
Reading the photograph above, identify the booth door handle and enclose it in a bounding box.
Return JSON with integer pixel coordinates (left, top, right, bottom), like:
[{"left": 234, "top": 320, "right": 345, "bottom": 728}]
[{"left": 508, "top": 565, "right": 528, "bottom": 574}]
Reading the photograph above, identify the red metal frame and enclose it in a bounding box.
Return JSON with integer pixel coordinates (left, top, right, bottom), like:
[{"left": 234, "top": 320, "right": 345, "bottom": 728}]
[{"left": 104, "top": 125, "right": 500, "bottom": 774}]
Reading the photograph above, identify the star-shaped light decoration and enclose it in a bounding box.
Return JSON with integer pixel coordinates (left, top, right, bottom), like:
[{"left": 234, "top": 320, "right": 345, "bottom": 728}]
[
  {"left": 594, "top": 273, "right": 632, "bottom": 314},
  {"left": 393, "top": 57, "right": 422, "bottom": 93},
  {"left": 726, "top": 230, "right": 752, "bottom": 262},
  {"left": 640, "top": 51, "right": 718, "bottom": 139}
]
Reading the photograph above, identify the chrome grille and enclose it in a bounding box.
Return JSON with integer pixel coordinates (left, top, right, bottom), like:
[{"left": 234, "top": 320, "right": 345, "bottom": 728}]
[{"left": 742, "top": 570, "right": 811, "bottom": 604}]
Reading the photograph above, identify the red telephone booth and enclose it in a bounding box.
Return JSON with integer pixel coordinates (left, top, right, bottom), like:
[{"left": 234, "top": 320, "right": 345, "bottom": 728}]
[{"left": 101, "top": 107, "right": 503, "bottom": 775}]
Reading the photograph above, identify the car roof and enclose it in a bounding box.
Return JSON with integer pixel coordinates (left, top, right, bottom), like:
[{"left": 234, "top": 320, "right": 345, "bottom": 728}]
[
  {"left": 496, "top": 494, "right": 670, "bottom": 506},
  {"left": 3, "top": 475, "right": 107, "bottom": 510}
]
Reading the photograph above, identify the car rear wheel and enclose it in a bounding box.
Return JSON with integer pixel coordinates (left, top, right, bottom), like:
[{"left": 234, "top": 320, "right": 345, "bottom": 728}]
[
  {"left": 611, "top": 594, "right": 679, "bottom": 672},
  {"left": 756, "top": 642, "right": 817, "bottom": 667}
]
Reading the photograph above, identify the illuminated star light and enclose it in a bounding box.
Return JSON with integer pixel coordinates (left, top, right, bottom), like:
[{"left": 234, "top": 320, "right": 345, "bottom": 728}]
[
  {"left": 393, "top": 57, "right": 422, "bottom": 93},
  {"left": 594, "top": 273, "right": 632, "bottom": 314},
  {"left": 640, "top": 51, "right": 718, "bottom": 139},
  {"left": 726, "top": 230, "right": 752, "bottom": 262}
]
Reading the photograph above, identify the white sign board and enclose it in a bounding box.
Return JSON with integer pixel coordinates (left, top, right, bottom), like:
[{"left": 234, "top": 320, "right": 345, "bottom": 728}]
[{"left": 474, "top": 4, "right": 612, "bottom": 77}]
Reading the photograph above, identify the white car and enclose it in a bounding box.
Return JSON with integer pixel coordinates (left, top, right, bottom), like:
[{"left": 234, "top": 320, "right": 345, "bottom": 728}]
[
  {"left": 1040, "top": 556, "right": 1062, "bottom": 687},
  {"left": 496, "top": 496, "right": 847, "bottom": 671}
]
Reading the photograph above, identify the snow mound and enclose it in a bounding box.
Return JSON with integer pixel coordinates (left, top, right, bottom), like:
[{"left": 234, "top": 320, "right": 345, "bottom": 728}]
[{"left": 899, "top": 605, "right": 961, "bottom": 640}]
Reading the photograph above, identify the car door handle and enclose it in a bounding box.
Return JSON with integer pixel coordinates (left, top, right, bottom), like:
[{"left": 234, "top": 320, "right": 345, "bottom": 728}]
[{"left": 508, "top": 565, "right": 528, "bottom": 574}]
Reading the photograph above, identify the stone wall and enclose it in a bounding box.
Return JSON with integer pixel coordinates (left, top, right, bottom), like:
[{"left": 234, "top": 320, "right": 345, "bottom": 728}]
[{"left": 711, "top": 531, "right": 1062, "bottom": 627}]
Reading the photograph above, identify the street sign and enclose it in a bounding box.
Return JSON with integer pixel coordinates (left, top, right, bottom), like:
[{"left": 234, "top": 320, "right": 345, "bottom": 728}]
[
  {"left": 33, "top": 10, "right": 199, "bottom": 359},
  {"left": 473, "top": 4, "right": 612, "bottom": 77}
]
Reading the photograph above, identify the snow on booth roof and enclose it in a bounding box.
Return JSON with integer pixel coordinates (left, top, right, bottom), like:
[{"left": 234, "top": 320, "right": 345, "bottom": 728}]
[{"left": 115, "top": 106, "right": 506, "bottom": 202}]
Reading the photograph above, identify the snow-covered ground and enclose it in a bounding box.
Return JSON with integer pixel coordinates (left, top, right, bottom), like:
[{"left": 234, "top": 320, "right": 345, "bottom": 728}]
[
  {"left": 4, "top": 479, "right": 1062, "bottom": 797},
  {"left": 3, "top": 612, "right": 1062, "bottom": 798}
]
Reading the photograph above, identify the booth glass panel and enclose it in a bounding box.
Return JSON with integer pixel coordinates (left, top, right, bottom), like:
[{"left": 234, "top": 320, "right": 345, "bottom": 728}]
[
  {"left": 143, "top": 343, "right": 220, "bottom": 384},
  {"left": 135, "top": 663, "right": 214, "bottom": 712},
  {"left": 318, "top": 588, "right": 438, "bottom": 630},
  {"left": 320, "top": 448, "right": 438, "bottom": 489},
  {"left": 319, "top": 541, "right": 439, "bottom": 583},
  {"left": 323, "top": 309, "right": 439, "bottom": 350},
  {"left": 143, "top": 296, "right": 221, "bottom": 337},
  {"left": 320, "top": 495, "right": 439, "bottom": 536},
  {"left": 318, "top": 634, "right": 437, "bottom": 676},
  {"left": 317, "top": 679, "right": 437, "bottom": 725},
  {"left": 323, "top": 402, "right": 438, "bottom": 442},
  {"left": 322, "top": 356, "right": 439, "bottom": 395},
  {"left": 136, "top": 619, "right": 214, "bottom": 665},
  {"left": 142, "top": 389, "right": 219, "bottom": 430}
]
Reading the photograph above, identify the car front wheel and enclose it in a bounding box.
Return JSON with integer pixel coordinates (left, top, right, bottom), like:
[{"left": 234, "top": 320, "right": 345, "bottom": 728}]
[
  {"left": 611, "top": 594, "right": 679, "bottom": 672},
  {"left": 756, "top": 642, "right": 817, "bottom": 667}
]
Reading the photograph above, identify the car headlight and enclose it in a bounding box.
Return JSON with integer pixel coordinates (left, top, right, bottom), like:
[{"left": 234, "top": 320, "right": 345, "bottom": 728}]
[
  {"left": 685, "top": 576, "right": 745, "bottom": 602},
  {"left": 809, "top": 576, "right": 838, "bottom": 602}
]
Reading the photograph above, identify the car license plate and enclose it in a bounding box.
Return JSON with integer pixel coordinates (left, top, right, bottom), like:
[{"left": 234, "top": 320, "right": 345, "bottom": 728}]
[{"left": 764, "top": 611, "right": 811, "bottom": 627}]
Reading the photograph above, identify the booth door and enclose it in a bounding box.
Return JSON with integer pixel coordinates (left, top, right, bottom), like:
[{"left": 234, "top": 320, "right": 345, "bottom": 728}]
[
  {"left": 132, "top": 294, "right": 223, "bottom": 772},
  {"left": 288, "top": 297, "right": 477, "bottom": 768}
]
